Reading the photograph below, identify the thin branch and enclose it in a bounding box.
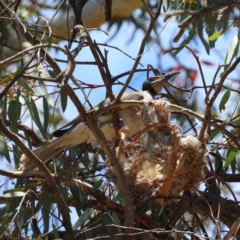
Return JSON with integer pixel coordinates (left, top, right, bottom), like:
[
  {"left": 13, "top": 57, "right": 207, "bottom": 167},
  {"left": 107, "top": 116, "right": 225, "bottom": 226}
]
[
  {"left": 0, "top": 120, "right": 74, "bottom": 239},
  {"left": 70, "top": 1, "right": 135, "bottom": 230},
  {"left": 91, "top": 99, "right": 239, "bottom": 147},
  {"left": 0, "top": 54, "right": 35, "bottom": 99},
  {"left": 199, "top": 56, "right": 240, "bottom": 140},
  {"left": 185, "top": 45, "right": 207, "bottom": 95},
  {"left": 170, "top": 0, "right": 240, "bottom": 42},
  {"left": 114, "top": 0, "right": 163, "bottom": 103},
  {"left": 223, "top": 217, "right": 240, "bottom": 240}
]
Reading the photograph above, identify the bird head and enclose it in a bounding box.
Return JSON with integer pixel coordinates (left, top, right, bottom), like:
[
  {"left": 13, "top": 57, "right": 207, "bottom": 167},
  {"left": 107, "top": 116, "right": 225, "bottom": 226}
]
[{"left": 142, "top": 72, "right": 179, "bottom": 97}]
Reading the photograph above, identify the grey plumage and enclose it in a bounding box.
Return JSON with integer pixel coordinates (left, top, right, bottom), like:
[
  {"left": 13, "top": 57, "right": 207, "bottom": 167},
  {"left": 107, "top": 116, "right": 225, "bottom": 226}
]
[{"left": 20, "top": 72, "right": 179, "bottom": 171}]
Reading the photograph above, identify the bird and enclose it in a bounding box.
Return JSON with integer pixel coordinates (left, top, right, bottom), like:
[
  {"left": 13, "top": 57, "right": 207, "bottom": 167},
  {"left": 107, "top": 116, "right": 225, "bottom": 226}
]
[{"left": 20, "top": 72, "right": 179, "bottom": 171}]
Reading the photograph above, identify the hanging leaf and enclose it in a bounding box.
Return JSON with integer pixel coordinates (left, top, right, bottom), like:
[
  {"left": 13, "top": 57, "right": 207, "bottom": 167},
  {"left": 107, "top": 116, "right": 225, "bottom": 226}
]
[
  {"left": 3, "top": 189, "right": 25, "bottom": 198},
  {"left": 18, "top": 78, "right": 34, "bottom": 94},
  {"left": 60, "top": 88, "right": 68, "bottom": 113},
  {"left": 219, "top": 88, "right": 230, "bottom": 113},
  {"left": 210, "top": 130, "right": 220, "bottom": 140},
  {"left": 0, "top": 133, "right": 11, "bottom": 163},
  {"left": 13, "top": 144, "right": 21, "bottom": 169},
  {"left": 58, "top": 185, "right": 69, "bottom": 202},
  {"left": 175, "top": 27, "right": 196, "bottom": 56},
  {"left": 43, "top": 97, "right": 49, "bottom": 132},
  {"left": 38, "top": 80, "right": 54, "bottom": 107},
  {"left": 30, "top": 98, "right": 46, "bottom": 138},
  {"left": 41, "top": 192, "right": 53, "bottom": 234},
  {"left": 48, "top": 69, "right": 57, "bottom": 78},
  {"left": 73, "top": 208, "right": 93, "bottom": 230},
  {"left": 214, "top": 150, "right": 224, "bottom": 173},
  {"left": 197, "top": 23, "right": 210, "bottom": 54},
  {"left": 225, "top": 35, "right": 239, "bottom": 65},
  {"left": 91, "top": 180, "right": 103, "bottom": 193},
  {"left": 17, "top": 210, "right": 26, "bottom": 233},
  {"left": 8, "top": 99, "right": 21, "bottom": 133},
  {"left": 224, "top": 148, "right": 238, "bottom": 168},
  {"left": 163, "top": 0, "right": 170, "bottom": 11},
  {"left": 52, "top": 223, "right": 60, "bottom": 239},
  {"left": 208, "top": 31, "right": 222, "bottom": 41}
]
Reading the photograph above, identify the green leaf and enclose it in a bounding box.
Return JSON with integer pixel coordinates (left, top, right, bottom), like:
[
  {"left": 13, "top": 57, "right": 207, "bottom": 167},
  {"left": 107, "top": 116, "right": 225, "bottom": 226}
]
[
  {"left": 43, "top": 97, "right": 49, "bottom": 132},
  {"left": 73, "top": 208, "right": 93, "bottom": 230},
  {"left": 163, "top": 0, "right": 169, "bottom": 11},
  {"left": 30, "top": 98, "right": 45, "bottom": 138},
  {"left": 225, "top": 149, "right": 238, "bottom": 168},
  {"left": 210, "top": 130, "right": 220, "bottom": 140},
  {"left": 60, "top": 88, "right": 68, "bottom": 113},
  {"left": 0, "top": 198, "right": 21, "bottom": 218},
  {"left": 13, "top": 145, "right": 21, "bottom": 169},
  {"left": 2, "top": 96, "right": 7, "bottom": 123},
  {"left": 230, "top": 154, "right": 236, "bottom": 174},
  {"left": 58, "top": 185, "right": 69, "bottom": 202},
  {"left": 3, "top": 189, "right": 25, "bottom": 198},
  {"left": 0, "top": 133, "right": 11, "bottom": 163},
  {"left": 41, "top": 192, "right": 53, "bottom": 233},
  {"left": 175, "top": 27, "right": 196, "bottom": 56},
  {"left": 112, "top": 212, "right": 120, "bottom": 224},
  {"left": 8, "top": 99, "right": 21, "bottom": 133},
  {"left": 52, "top": 223, "right": 60, "bottom": 239},
  {"left": 214, "top": 150, "right": 224, "bottom": 173},
  {"left": 48, "top": 69, "right": 57, "bottom": 78},
  {"left": 197, "top": 23, "right": 210, "bottom": 55},
  {"left": 208, "top": 31, "right": 222, "bottom": 41},
  {"left": 38, "top": 80, "right": 54, "bottom": 107},
  {"left": 219, "top": 88, "right": 231, "bottom": 113},
  {"left": 17, "top": 210, "right": 25, "bottom": 232},
  {"left": 70, "top": 76, "right": 80, "bottom": 88},
  {"left": 0, "top": 210, "right": 18, "bottom": 235},
  {"left": 18, "top": 78, "right": 34, "bottom": 94},
  {"left": 225, "top": 35, "right": 239, "bottom": 65},
  {"left": 91, "top": 180, "right": 103, "bottom": 193}
]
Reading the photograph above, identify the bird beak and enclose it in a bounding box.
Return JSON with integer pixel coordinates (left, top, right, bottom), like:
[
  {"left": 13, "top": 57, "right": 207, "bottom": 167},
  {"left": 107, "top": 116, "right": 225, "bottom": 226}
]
[{"left": 149, "top": 71, "right": 180, "bottom": 93}]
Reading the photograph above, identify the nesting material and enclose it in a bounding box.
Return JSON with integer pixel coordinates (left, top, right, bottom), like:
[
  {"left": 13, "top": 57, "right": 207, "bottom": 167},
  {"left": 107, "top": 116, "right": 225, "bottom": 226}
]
[{"left": 107, "top": 100, "right": 208, "bottom": 204}]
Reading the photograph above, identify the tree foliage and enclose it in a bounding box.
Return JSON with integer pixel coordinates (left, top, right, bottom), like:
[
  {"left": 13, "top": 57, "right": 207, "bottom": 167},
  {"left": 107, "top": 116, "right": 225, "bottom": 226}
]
[{"left": 0, "top": 0, "right": 240, "bottom": 239}]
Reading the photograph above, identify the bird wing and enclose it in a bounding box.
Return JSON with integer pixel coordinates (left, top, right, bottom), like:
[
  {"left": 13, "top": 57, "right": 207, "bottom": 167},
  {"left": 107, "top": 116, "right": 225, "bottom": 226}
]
[{"left": 52, "top": 91, "right": 147, "bottom": 137}]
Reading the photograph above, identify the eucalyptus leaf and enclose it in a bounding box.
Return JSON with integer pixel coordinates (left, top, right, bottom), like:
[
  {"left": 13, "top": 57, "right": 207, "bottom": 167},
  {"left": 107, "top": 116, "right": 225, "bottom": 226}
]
[
  {"left": 175, "top": 27, "right": 196, "bottom": 56},
  {"left": 38, "top": 80, "right": 54, "bottom": 107},
  {"left": 18, "top": 78, "right": 35, "bottom": 94},
  {"left": 0, "top": 134, "right": 10, "bottom": 163},
  {"left": 41, "top": 192, "right": 53, "bottom": 234},
  {"left": 17, "top": 211, "right": 26, "bottom": 232},
  {"left": 43, "top": 97, "right": 49, "bottom": 132},
  {"left": 91, "top": 180, "right": 103, "bottom": 193},
  {"left": 3, "top": 189, "right": 25, "bottom": 198},
  {"left": 208, "top": 31, "right": 222, "bottom": 41},
  {"left": 197, "top": 23, "right": 210, "bottom": 54},
  {"left": 225, "top": 35, "right": 238, "bottom": 65},
  {"left": 225, "top": 149, "right": 238, "bottom": 168},
  {"left": 13, "top": 145, "right": 21, "bottom": 169},
  {"left": 60, "top": 88, "right": 68, "bottom": 112},
  {"left": 73, "top": 208, "right": 93, "bottom": 230},
  {"left": 30, "top": 98, "right": 46, "bottom": 138},
  {"left": 219, "top": 88, "right": 230, "bottom": 113},
  {"left": 8, "top": 99, "right": 21, "bottom": 133}
]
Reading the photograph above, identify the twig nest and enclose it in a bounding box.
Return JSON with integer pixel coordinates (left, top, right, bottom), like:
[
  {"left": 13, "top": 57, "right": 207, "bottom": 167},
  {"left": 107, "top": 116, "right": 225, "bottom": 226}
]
[{"left": 107, "top": 99, "right": 208, "bottom": 204}]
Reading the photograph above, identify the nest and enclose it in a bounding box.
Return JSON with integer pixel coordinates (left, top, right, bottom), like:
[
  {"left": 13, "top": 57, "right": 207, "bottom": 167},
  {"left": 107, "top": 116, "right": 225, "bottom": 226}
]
[{"left": 107, "top": 100, "right": 208, "bottom": 204}]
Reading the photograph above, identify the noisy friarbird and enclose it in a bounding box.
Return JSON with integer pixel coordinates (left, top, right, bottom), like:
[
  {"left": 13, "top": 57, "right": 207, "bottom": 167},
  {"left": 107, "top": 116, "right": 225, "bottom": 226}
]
[{"left": 20, "top": 72, "right": 179, "bottom": 171}]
